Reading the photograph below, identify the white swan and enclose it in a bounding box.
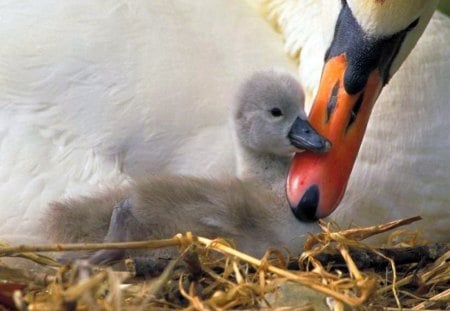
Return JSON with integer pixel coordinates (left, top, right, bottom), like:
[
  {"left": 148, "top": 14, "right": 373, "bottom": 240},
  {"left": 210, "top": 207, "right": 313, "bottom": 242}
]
[
  {"left": 44, "top": 71, "right": 329, "bottom": 260},
  {"left": 0, "top": 1, "right": 448, "bottom": 244},
  {"left": 267, "top": 0, "right": 450, "bottom": 241}
]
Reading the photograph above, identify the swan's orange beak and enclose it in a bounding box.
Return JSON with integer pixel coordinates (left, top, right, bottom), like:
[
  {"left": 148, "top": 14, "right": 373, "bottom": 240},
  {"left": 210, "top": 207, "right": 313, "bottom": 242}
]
[
  {"left": 285, "top": 0, "right": 434, "bottom": 221},
  {"left": 287, "top": 54, "right": 382, "bottom": 221}
]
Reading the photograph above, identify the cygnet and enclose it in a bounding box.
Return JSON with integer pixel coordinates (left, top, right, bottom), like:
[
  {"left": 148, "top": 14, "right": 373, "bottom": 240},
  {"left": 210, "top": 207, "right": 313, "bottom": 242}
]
[{"left": 43, "top": 70, "right": 329, "bottom": 263}]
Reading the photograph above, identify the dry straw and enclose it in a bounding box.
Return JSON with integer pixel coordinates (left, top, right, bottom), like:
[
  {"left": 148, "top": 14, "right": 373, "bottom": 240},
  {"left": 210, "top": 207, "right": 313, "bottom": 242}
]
[{"left": 1, "top": 216, "right": 449, "bottom": 310}]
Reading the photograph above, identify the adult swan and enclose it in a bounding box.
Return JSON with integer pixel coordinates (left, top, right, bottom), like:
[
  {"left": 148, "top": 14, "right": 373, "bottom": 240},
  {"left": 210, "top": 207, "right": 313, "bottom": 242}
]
[{"left": 0, "top": 0, "right": 448, "bottom": 243}]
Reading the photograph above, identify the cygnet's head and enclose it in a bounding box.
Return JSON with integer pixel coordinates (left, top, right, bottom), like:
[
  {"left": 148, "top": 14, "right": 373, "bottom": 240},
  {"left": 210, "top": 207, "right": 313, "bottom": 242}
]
[{"left": 232, "top": 70, "right": 330, "bottom": 157}]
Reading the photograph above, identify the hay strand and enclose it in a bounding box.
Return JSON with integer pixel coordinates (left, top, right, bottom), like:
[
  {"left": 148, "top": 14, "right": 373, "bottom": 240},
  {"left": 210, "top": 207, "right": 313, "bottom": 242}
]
[{"left": 1, "top": 217, "right": 448, "bottom": 310}]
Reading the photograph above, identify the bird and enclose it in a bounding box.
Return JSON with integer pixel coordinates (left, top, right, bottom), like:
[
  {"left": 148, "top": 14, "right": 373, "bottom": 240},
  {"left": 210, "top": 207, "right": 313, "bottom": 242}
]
[
  {"left": 0, "top": 1, "right": 448, "bottom": 244},
  {"left": 266, "top": 0, "right": 450, "bottom": 241},
  {"left": 43, "top": 71, "right": 329, "bottom": 262},
  {"left": 0, "top": 0, "right": 297, "bottom": 244}
]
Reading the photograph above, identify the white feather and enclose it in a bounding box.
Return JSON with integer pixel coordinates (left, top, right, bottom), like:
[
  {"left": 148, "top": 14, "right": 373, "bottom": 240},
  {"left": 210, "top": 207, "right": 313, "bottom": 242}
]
[{"left": 0, "top": 0, "right": 296, "bottom": 242}]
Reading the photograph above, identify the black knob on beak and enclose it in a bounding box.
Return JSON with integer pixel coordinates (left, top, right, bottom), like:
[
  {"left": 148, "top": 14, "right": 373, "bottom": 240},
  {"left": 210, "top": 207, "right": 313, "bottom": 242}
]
[{"left": 290, "top": 184, "right": 319, "bottom": 222}]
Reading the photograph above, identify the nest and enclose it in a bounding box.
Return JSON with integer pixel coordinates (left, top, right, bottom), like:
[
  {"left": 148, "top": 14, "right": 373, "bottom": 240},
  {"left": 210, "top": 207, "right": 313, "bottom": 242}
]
[{"left": 0, "top": 216, "right": 449, "bottom": 310}]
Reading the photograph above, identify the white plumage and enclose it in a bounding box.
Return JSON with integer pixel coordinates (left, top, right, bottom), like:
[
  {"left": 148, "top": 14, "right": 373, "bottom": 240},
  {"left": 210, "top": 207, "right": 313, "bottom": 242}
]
[{"left": 261, "top": 0, "right": 449, "bottom": 240}]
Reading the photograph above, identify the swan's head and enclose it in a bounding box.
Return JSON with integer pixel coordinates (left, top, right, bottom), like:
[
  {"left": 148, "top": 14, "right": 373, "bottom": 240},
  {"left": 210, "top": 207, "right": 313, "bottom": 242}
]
[
  {"left": 233, "top": 70, "right": 330, "bottom": 157},
  {"left": 287, "top": 0, "right": 439, "bottom": 222}
]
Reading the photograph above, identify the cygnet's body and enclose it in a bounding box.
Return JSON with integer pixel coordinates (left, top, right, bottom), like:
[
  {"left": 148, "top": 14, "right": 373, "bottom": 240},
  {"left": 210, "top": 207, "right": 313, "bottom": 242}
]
[{"left": 44, "top": 71, "right": 329, "bottom": 261}]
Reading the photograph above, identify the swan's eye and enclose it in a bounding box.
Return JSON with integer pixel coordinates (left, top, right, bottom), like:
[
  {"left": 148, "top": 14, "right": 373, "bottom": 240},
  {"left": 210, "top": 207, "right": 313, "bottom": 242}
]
[{"left": 270, "top": 108, "right": 283, "bottom": 117}]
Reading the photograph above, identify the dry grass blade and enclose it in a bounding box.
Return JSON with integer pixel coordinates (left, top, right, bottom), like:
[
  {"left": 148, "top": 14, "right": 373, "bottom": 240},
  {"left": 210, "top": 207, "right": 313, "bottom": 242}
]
[
  {"left": 411, "top": 288, "right": 450, "bottom": 310},
  {"left": 62, "top": 270, "right": 107, "bottom": 302},
  {"left": 377, "top": 249, "right": 450, "bottom": 297},
  {"left": 0, "top": 236, "right": 187, "bottom": 256},
  {"left": 0, "top": 241, "right": 60, "bottom": 267},
  {"left": 304, "top": 216, "right": 422, "bottom": 250},
  {"left": 300, "top": 218, "right": 431, "bottom": 310},
  {"left": 196, "top": 236, "right": 377, "bottom": 307},
  {"left": 2, "top": 217, "right": 447, "bottom": 310}
]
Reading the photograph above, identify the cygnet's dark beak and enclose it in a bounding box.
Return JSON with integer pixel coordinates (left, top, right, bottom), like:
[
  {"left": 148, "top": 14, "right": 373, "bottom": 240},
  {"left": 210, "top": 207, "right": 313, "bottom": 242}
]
[{"left": 288, "top": 117, "right": 331, "bottom": 153}]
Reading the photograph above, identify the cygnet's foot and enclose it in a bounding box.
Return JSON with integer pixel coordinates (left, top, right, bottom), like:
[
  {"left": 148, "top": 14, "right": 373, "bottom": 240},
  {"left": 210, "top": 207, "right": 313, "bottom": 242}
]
[
  {"left": 132, "top": 257, "right": 172, "bottom": 277},
  {"left": 89, "top": 199, "right": 133, "bottom": 265},
  {"left": 132, "top": 250, "right": 199, "bottom": 277}
]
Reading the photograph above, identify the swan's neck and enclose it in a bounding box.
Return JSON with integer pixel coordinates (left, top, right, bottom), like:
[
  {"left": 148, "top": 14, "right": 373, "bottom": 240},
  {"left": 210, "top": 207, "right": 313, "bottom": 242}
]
[{"left": 233, "top": 141, "right": 290, "bottom": 197}]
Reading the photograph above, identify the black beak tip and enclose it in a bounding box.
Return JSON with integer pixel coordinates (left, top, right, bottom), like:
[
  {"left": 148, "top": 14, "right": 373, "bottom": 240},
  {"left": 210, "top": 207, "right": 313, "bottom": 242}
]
[
  {"left": 287, "top": 117, "right": 332, "bottom": 153},
  {"left": 290, "top": 184, "right": 320, "bottom": 222}
]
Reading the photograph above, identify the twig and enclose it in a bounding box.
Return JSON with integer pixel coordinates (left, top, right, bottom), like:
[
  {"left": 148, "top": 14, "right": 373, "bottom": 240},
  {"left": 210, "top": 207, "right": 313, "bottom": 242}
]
[
  {"left": 377, "top": 250, "right": 450, "bottom": 295},
  {"left": 411, "top": 287, "right": 450, "bottom": 310},
  {"left": 1, "top": 217, "right": 425, "bottom": 307},
  {"left": 196, "top": 236, "right": 377, "bottom": 307},
  {"left": 0, "top": 241, "right": 60, "bottom": 266},
  {"left": 305, "top": 216, "right": 422, "bottom": 249},
  {"left": 0, "top": 237, "right": 186, "bottom": 256},
  {"left": 298, "top": 243, "right": 449, "bottom": 270}
]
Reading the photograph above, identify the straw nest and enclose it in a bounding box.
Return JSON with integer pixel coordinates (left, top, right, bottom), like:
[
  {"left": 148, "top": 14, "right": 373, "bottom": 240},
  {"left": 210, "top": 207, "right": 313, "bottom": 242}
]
[{"left": 0, "top": 216, "right": 449, "bottom": 310}]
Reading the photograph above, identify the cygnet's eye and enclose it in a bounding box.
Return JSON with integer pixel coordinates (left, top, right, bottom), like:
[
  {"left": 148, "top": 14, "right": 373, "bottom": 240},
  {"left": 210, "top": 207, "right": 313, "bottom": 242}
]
[{"left": 270, "top": 107, "right": 283, "bottom": 117}]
